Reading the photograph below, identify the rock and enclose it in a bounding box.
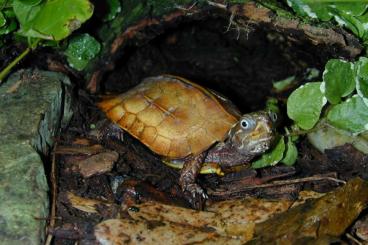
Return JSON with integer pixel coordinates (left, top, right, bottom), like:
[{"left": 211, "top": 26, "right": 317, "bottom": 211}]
[{"left": 0, "top": 69, "right": 72, "bottom": 244}]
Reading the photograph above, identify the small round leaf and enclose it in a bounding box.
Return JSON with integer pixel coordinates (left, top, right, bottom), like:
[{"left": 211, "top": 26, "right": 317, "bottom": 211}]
[
  {"left": 323, "top": 59, "right": 356, "bottom": 104},
  {"left": 286, "top": 0, "right": 332, "bottom": 21},
  {"left": 287, "top": 82, "right": 326, "bottom": 130},
  {"left": 281, "top": 138, "right": 298, "bottom": 166},
  {"left": 252, "top": 137, "right": 285, "bottom": 169},
  {"left": 65, "top": 34, "right": 101, "bottom": 71},
  {"left": 356, "top": 77, "right": 368, "bottom": 105},
  {"left": 357, "top": 57, "right": 368, "bottom": 80},
  {"left": 0, "top": 12, "right": 6, "bottom": 27},
  {"left": 327, "top": 96, "right": 368, "bottom": 134},
  {"left": 103, "top": 0, "right": 121, "bottom": 22}
]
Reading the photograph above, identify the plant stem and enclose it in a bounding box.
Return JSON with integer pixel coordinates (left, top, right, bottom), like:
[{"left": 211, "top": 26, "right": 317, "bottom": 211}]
[{"left": 0, "top": 47, "right": 31, "bottom": 84}]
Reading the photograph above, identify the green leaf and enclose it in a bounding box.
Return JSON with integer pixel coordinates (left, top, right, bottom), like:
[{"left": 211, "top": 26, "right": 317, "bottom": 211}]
[
  {"left": 13, "top": 0, "right": 42, "bottom": 31},
  {"left": 104, "top": 0, "right": 121, "bottom": 22},
  {"left": 281, "top": 137, "right": 298, "bottom": 166},
  {"left": 305, "top": 68, "right": 320, "bottom": 81},
  {"left": 17, "top": 0, "right": 43, "bottom": 6},
  {"left": 357, "top": 13, "right": 368, "bottom": 41},
  {"left": 286, "top": 0, "right": 332, "bottom": 21},
  {"left": 290, "top": 124, "right": 300, "bottom": 142},
  {"left": 0, "top": 18, "right": 17, "bottom": 35},
  {"left": 286, "top": 1, "right": 368, "bottom": 40},
  {"left": 0, "top": 0, "right": 12, "bottom": 8},
  {"left": 273, "top": 76, "right": 295, "bottom": 92},
  {"left": 327, "top": 96, "right": 368, "bottom": 134},
  {"left": 266, "top": 97, "right": 280, "bottom": 115},
  {"left": 356, "top": 77, "right": 368, "bottom": 104},
  {"left": 330, "top": 7, "right": 367, "bottom": 39},
  {"left": 65, "top": 33, "right": 101, "bottom": 71},
  {"left": 286, "top": 1, "right": 368, "bottom": 20},
  {"left": 357, "top": 58, "right": 368, "bottom": 104},
  {"left": 332, "top": 3, "right": 368, "bottom": 17},
  {"left": 13, "top": 0, "right": 94, "bottom": 40},
  {"left": 2, "top": 8, "right": 16, "bottom": 19},
  {"left": 323, "top": 59, "right": 356, "bottom": 104},
  {"left": 287, "top": 82, "right": 326, "bottom": 130},
  {"left": 252, "top": 136, "right": 285, "bottom": 169},
  {"left": 0, "top": 11, "right": 6, "bottom": 27},
  {"left": 357, "top": 57, "right": 368, "bottom": 80}
]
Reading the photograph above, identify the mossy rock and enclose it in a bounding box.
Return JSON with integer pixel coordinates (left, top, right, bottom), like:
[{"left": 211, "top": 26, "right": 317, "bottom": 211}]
[{"left": 0, "top": 69, "right": 72, "bottom": 244}]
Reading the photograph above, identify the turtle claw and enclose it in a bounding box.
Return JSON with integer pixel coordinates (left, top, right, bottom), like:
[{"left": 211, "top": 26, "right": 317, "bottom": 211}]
[{"left": 183, "top": 183, "right": 208, "bottom": 210}]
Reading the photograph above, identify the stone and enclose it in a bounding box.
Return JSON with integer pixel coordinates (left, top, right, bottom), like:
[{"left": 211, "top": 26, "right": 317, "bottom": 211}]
[{"left": 0, "top": 69, "right": 72, "bottom": 244}]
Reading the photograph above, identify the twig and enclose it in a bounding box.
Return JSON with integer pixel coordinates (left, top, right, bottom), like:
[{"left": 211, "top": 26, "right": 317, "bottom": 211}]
[
  {"left": 0, "top": 47, "right": 30, "bottom": 84},
  {"left": 175, "top": 1, "right": 198, "bottom": 11},
  {"left": 251, "top": 176, "right": 346, "bottom": 188},
  {"left": 346, "top": 233, "right": 363, "bottom": 245},
  {"left": 206, "top": 1, "right": 227, "bottom": 10},
  {"left": 45, "top": 144, "right": 58, "bottom": 245},
  {"left": 211, "top": 175, "right": 346, "bottom": 195},
  {"left": 285, "top": 128, "right": 319, "bottom": 137},
  {"left": 226, "top": 10, "right": 236, "bottom": 32}
]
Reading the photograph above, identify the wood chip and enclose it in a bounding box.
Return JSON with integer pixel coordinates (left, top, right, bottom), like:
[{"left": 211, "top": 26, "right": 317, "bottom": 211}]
[
  {"left": 54, "top": 144, "right": 106, "bottom": 155},
  {"left": 72, "top": 138, "right": 93, "bottom": 146},
  {"left": 66, "top": 192, "right": 113, "bottom": 214},
  {"left": 6, "top": 80, "right": 23, "bottom": 93},
  {"left": 77, "top": 151, "right": 119, "bottom": 178}
]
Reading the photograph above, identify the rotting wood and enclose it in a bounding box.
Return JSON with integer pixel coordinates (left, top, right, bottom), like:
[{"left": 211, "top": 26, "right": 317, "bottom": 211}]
[{"left": 86, "top": 1, "right": 362, "bottom": 93}]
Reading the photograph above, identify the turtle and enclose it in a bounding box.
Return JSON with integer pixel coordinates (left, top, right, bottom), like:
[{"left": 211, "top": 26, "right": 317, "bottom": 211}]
[{"left": 97, "top": 75, "right": 276, "bottom": 209}]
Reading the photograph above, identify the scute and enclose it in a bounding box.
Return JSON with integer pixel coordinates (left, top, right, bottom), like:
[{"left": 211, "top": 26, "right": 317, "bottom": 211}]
[
  {"left": 123, "top": 94, "right": 149, "bottom": 114},
  {"left": 106, "top": 105, "right": 125, "bottom": 122},
  {"left": 118, "top": 112, "right": 136, "bottom": 129},
  {"left": 151, "top": 135, "right": 171, "bottom": 156},
  {"left": 137, "top": 105, "right": 165, "bottom": 127},
  {"left": 140, "top": 126, "right": 158, "bottom": 145},
  {"left": 129, "top": 118, "right": 145, "bottom": 137},
  {"left": 98, "top": 75, "right": 239, "bottom": 159}
]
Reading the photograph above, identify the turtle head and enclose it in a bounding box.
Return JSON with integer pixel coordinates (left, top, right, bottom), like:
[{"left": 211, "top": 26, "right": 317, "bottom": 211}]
[{"left": 229, "top": 111, "right": 276, "bottom": 156}]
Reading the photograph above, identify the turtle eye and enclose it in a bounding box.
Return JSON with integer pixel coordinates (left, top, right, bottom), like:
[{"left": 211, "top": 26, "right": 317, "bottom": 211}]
[
  {"left": 240, "top": 118, "right": 254, "bottom": 130},
  {"left": 269, "top": 111, "right": 278, "bottom": 122}
]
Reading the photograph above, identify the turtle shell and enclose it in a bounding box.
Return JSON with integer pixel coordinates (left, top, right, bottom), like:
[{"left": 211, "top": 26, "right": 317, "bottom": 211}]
[{"left": 98, "top": 75, "right": 240, "bottom": 159}]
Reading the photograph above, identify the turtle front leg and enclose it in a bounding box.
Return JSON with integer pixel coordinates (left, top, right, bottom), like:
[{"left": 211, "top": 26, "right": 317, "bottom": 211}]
[{"left": 179, "top": 152, "right": 208, "bottom": 210}]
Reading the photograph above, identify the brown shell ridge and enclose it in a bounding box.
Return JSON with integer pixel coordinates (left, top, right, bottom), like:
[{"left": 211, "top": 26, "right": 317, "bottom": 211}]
[{"left": 142, "top": 94, "right": 177, "bottom": 120}]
